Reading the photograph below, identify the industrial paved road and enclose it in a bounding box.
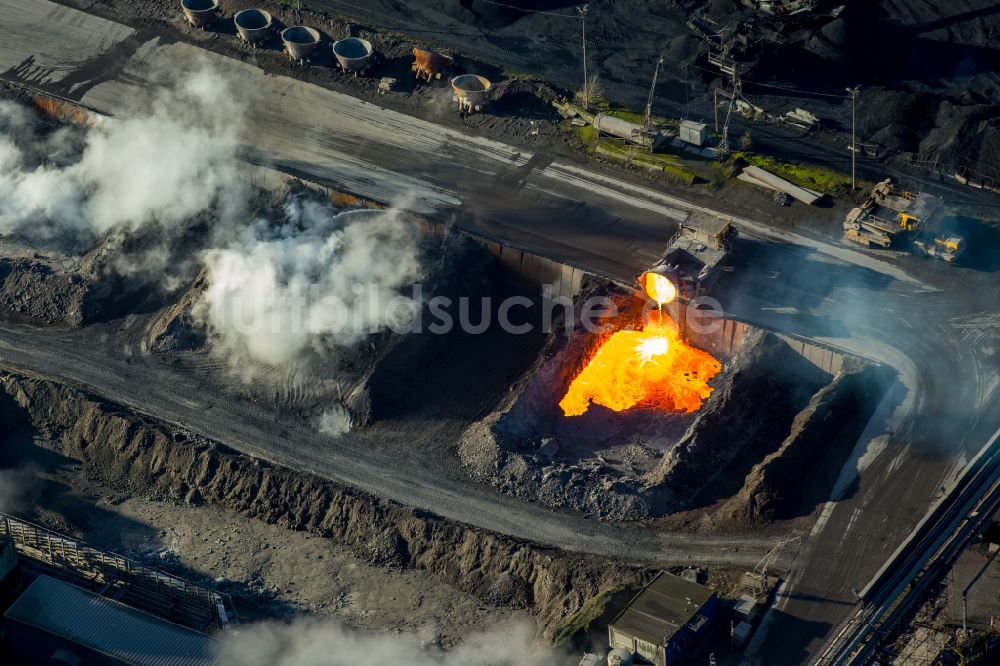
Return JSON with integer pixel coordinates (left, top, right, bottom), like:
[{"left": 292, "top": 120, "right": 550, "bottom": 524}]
[{"left": 2, "top": 2, "right": 1000, "bottom": 663}]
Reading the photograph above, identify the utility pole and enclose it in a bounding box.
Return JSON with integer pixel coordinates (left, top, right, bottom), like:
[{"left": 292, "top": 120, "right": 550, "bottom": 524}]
[
  {"left": 579, "top": 5, "right": 589, "bottom": 108},
  {"left": 717, "top": 73, "right": 739, "bottom": 158},
  {"left": 713, "top": 88, "right": 719, "bottom": 133},
  {"left": 846, "top": 85, "right": 860, "bottom": 190},
  {"left": 644, "top": 56, "right": 663, "bottom": 128}
]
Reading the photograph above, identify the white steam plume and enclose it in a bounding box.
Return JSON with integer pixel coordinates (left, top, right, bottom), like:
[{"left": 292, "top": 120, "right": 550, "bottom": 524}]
[
  {"left": 317, "top": 406, "right": 352, "bottom": 437},
  {"left": 0, "top": 64, "right": 246, "bottom": 246},
  {"left": 220, "top": 618, "right": 570, "bottom": 666},
  {"left": 0, "top": 64, "right": 426, "bottom": 375},
  {"left": 193, "top": 197, "right": 423, "bottom": 371}
]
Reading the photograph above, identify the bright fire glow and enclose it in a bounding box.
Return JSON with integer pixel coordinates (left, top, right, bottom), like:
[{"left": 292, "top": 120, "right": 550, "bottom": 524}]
[
  {"left": 641, "top": 272, "right": 677, "bottom": 307},
  {"left": 559, "top": 314, "right": 722, "bottom": 417},
  {"left": 637, "top": 336, "right": 669, "bottom": 363}
]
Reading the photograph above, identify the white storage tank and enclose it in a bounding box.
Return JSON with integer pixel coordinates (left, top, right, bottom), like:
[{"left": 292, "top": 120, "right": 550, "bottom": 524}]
[{"left": 607, "top": 648, "right": 633, "bottom": 666}]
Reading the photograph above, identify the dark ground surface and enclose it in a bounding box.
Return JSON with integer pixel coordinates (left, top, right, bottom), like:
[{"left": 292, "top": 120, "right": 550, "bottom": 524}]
[
  {"left": 49, "top": 0, "right": 1000, "bottom": 207},
  {"left": 293, "top": 0, "right": 1000, "bottom": 184},
  {"left": 2, "top": 1, "right": 1000, "bottom": 663}
]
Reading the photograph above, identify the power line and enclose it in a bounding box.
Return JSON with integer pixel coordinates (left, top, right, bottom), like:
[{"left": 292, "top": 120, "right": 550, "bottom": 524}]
[
  {"left": 473, "top": 0, "right": 584, "bottom": 19},
  {"left": 660, "top": 52, "right": 853, "bottom": 100},
  {"left": 741, "top": 77, "right": 853, "bottom": 99}
]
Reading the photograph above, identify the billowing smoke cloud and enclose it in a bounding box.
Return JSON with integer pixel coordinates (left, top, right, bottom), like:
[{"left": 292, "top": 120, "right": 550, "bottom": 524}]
[
  {"left": 193, "top": 197, "right": 423, "bottom": 371},
  {"left": 317, "top": 406, "right": 353, "bottom": 437},
  {"left": 0, "top": 64, "right": 426, "bottom": 376},
  {"left": 220, "top": 618, "right": 571, "bottom": 666},
  {"left": 0, "top": 64, "right": 246, "bottom": 248}
]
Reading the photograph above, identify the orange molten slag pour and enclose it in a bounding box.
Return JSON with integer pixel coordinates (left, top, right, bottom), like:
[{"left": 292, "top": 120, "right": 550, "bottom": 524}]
[
  {"left": 641, "top": 272, "right": 677, "bottom": 308},
  {"left": 559, "top": 274, "right": 721, "bottom": 417},
  {"left": 558, "top": 315, "right": 722, "bottom": 416}
]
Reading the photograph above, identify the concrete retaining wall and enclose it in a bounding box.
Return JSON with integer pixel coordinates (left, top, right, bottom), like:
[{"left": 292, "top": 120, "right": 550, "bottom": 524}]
[
  {"left": 685, "top": 316, "right": 752, "bottom": 362},
  {"left": 666, "top": 301, "right": 846, "bottom": 374},
  {"left": 485, "top": 243, "right": 586, "bottom": 300},
  {"left": 775, "top": 333, "right": 845, "bottom": 375}
]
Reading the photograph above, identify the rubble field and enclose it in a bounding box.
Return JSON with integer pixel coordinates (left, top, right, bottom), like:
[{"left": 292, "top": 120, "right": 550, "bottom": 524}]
[
  {"left": 460, "top": 284, "right": 893, "bottom": 522},
  {"left": 0, "top": 370, "right": 643, "bottom": 639},
  {"left": 0, "top": 89, "right": 889, "bottom": 648},
  {"left": 0, "top": 101, "right": 890, "bottom": 532}
]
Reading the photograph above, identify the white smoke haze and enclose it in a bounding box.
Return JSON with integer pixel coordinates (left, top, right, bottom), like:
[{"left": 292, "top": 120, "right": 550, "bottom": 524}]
[
  {"left": 194, "top": 199, "right": 423, "bottom": 371},
  {"left": 0, "top": 102, "right": 85, "bottom": 241},
  {"left": 0, "top": 63, "right": 428, "bottom": 379},
  {"left": 317, "top": 406, "right": 353, "bottom": 436},
  {"left": 220, "top": 618, "right": 570, "bottom": 666},
  {"left": 0, "top": 63, "right": 246, "bottom": 247}
]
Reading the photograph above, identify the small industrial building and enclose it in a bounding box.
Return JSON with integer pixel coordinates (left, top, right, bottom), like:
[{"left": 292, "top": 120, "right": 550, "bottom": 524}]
[
  {"left": 608, "top": 572, "right": 718, "bottom": 665},
  {"left": 678, "top": 120, "right": 708, "bottom": 147},
  {"left": 3, "top": 575, "right": 220, "bottom": 666}
]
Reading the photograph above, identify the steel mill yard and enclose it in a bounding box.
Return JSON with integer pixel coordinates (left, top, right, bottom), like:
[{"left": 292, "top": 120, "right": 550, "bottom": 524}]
[{"left": 0, "top": 1, "right": 999, "bottom": 665}]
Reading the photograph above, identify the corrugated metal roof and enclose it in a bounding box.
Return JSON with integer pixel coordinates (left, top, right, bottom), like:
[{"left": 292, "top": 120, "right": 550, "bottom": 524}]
[
  {"left": 3, "top": 575, "right": 220, "bottom": 666},
  {"left": 609, "top": 572, "right": 715, "bottom": 647}
]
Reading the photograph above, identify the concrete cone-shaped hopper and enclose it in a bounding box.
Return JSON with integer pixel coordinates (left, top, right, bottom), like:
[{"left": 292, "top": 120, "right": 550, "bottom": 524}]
[
  {"left": 234, "top": 9, "right": 272, "bottom": 44},
  {"left": 412, "top": 48, "right": 453, "bottom": 81},
  {"left": 332, "top": 38, "right": 374, "bottom": 72},
  {"left": 451, "top": 74, "right": 491, "bottom": 113},
  {"left": 180, "top": 0, "right": 219, "bottom": 28},
  {"left": 282, "top": 26, "right": 321, "bottom": 63}
]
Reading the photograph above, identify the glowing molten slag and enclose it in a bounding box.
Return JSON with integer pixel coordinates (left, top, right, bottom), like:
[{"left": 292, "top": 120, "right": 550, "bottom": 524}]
[
  {"left": 559, "top": 315, "right": 722, "bottom": 417},
  {"left": 641, "top": 271, "right": 677, "bottom": 308}
]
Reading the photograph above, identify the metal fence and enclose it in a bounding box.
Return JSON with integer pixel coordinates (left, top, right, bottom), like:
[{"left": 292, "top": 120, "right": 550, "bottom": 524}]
[{"left": 0, "top": 512, "right": 235, "bottom": 632}]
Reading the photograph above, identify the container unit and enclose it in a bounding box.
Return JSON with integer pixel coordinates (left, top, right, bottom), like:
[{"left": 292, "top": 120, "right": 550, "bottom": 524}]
[
  {"left": 332, "top": 38, "right": 375, "bottom": 74},
  {"left": 282, "top": 26, "right": 321, "bottom": 63},
  {"left": 180, "top": 0, "right": 220, "bottom": 28},
  {"left": 451, "top": 74, "right": 491, "bottom": 113},
  {"left": 234, "top": 9, "right": 272, "bottom": 44}
]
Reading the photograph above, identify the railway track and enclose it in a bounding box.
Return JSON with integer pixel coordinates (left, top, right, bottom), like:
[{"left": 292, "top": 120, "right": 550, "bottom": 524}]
[{"left": 811, "top": 424, "right": 1000, "bottom": 665}]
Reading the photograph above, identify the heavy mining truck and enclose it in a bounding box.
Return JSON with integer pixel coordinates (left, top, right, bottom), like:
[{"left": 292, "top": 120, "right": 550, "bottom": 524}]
[
  {"left": 843, "top": 179, "right": 929, "bottom": 247},
  {"left": 913, "top": 234, "right": 965, "bottom": 263},
  {"left": 843, "top": 179, "right": 964, "bottom": 263},
  {"left": 843, "top": 179, "right": 945, "bottom": 247},
  {"left": 638, "top": 211, "right": 736, "bottom": 302}
]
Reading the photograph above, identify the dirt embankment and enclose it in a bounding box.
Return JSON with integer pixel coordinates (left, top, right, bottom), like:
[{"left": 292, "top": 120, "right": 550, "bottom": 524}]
[
  {"left": 0, "top": 258, "right": 94, "bottom": 327},
  {"left": 713, "top": 362, "right": 894, "bottom": 527},
  {"left": 0, "top": 371, "right": 642, "bottom": 637},
  {"left": 144, "top": 270, "right": 208, "bottom": 353},
  {"left": 460, "top": 323, "right": 849, "bottom": 523},
  {"left": 652, "top": 331, "right": 834, "bottom": 511}
]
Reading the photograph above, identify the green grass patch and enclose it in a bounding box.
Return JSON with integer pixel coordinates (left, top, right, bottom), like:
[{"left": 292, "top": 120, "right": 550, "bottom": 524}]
[
  {"left": 574, "top": 121, "right": 704, "bottom": 184},
  {"left": 605, "top": 108, "right": 673, "bottom": 128},
  {"left": 730, "top": 151, "right": 863, "bottom": 193},
  {"left": 550, "top": 585, "right": 628, "bottom": 646},
  {"left": 576, "top": 123, "right": 598, "bottom": 145},
  {"left": 593, "top": 141, "right": 701, "bottom": 183},
  {"left": 662, "top": 163, "right": 700, "bottom": 185}
]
